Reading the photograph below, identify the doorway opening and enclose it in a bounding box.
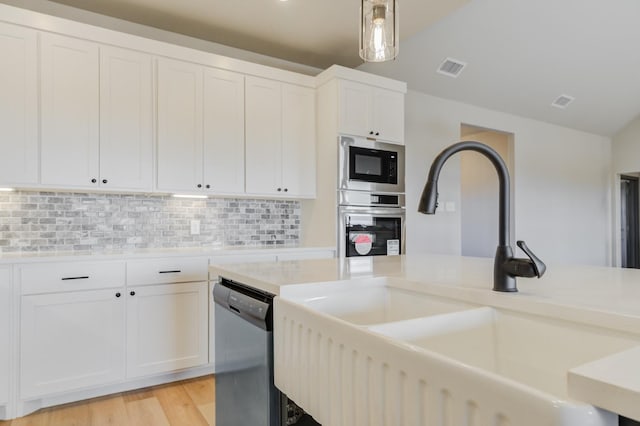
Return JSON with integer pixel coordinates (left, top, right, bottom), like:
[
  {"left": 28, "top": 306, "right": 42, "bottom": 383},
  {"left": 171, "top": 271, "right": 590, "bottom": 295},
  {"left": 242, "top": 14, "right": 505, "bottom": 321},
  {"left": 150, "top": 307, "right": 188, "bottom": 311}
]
[
  {"left": 459, "top": 124, "right": 515, "bottom": 258},
  {"left": 620, "top": 174, "right": 640, "bottom": 268}
]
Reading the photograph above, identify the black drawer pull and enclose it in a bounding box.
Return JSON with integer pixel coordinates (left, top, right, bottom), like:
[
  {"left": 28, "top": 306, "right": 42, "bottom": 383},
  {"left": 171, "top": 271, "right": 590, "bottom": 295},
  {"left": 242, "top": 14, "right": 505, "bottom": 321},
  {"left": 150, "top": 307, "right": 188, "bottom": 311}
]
[
  {"left": 159, "top": 270, "right": 181, "bottom": 274},
  {"left": 61, "top": 276, "right": 89, "bottom": 281}
]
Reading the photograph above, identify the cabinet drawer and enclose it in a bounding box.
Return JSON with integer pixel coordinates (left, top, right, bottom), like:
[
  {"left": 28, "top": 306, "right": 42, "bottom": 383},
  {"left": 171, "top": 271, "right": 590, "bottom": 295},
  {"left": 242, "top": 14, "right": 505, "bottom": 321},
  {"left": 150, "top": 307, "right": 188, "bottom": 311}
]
[
  {"left": 127, "top": 257, "right": 208, "bottom": 285},
  {"left": 210, "top": 253, "right": 277, "bottom": 265},
  {"left": 19, "top": 261, "right": 125, "bottom": 295}
]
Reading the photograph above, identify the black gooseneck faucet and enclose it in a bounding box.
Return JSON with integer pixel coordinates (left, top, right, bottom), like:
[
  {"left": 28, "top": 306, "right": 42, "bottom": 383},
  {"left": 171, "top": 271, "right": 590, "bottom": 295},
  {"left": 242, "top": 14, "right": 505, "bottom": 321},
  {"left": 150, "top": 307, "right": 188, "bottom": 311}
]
[{"left": 418, "top": 141, "right": 546, "bottom": 292}]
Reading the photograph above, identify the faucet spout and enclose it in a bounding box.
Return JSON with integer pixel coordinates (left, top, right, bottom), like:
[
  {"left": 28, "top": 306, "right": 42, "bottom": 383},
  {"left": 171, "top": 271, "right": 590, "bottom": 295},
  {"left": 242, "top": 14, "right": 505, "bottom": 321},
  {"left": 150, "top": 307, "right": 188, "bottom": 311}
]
[
  {"left": 419, "top": 141, "right": 545, "bottom": 292},
  {"left": 419, "top": 141, "right": 511, "bottom": 247}
]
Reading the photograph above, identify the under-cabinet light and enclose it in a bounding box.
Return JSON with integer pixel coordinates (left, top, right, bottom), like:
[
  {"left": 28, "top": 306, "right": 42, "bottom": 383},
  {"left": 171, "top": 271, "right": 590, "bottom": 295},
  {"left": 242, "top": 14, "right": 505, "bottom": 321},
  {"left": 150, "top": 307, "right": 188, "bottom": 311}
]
[
  {"left": 172, "top": 194, "right": 208, "bottom": 199},
  {"left": 0, "top": 188, "right": 14, "bottom": 192}
]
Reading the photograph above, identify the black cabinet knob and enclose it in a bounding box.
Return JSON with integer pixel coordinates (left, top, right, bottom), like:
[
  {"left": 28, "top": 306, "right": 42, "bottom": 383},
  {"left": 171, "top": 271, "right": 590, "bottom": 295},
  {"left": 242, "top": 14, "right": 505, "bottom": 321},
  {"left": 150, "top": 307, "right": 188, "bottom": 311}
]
[
  {"left": 277, "top": 188, "right": 282, "bottom": 192},
  {"left": 375, "top": 132, "right": 380, "bottom": 136},
  {"left": 205, "top": 184, "right": 210, "bottom": 189},
  {"left": 115, "top": 292, "right": 121, "bottom": 298},
  {"left": 91, "top": 178, "right": 97, "bottom": 183},
  {"left": 130, "top": 291, "right": 136, "bottom": 296},
  {"left": 369, "top": 131, "right": 374, "bottom": 135},
  {"left": 197, "top": 184, "right": 202, "bottom": 188},
  {"left": 284, "top": 188, "right": 288, "bottom": 192},
  {"left": 102, "top": 179, "right": 108, "bottom": 184}
]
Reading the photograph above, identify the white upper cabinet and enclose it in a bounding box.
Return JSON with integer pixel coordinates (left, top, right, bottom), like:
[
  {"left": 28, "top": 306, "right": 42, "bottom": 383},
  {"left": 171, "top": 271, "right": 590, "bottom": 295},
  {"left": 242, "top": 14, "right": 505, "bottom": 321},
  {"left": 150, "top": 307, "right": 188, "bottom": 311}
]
[
  {"left": 157, "top": 59, "right": 245, "bottom": 194},
  {"left": 282, "top": 84, "right": 316, "bottom": 198},
  {"left": 99, "top": 46, "right": 153, "bottom": 191},
  {"left": 40, "top": 33, "right": 100, "bottom": 188},
  {"left": 338, "top": 80, "right": 405, "bottom": 144},
  {"left": 0, "top": 23, "right": 38, "bottom": 187},
  {"left": 246, "top": 76, "right": 316, "bottom": 198},
  {"left": 371, "top": 86, "right": 405, "bottom": 143},
  {"left": 202, "top": 68, "right": 245, "bottom": 194},
  {"left": 157, "top": 58, "right": 204, "bottom": 193},
  {"left": 245, "top": 76, "right": 283, "bottom": 195},
  {"left": 41, "top": 33, "right": 153, "bottom": 191}
]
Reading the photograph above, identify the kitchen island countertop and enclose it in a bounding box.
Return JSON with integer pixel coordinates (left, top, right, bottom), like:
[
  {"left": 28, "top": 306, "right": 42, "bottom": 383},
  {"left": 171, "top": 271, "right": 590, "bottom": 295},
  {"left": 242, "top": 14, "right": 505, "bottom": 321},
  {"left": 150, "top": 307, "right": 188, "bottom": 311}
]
[{"left": 209, "top": 254, "right": 640, "bottom": 421}]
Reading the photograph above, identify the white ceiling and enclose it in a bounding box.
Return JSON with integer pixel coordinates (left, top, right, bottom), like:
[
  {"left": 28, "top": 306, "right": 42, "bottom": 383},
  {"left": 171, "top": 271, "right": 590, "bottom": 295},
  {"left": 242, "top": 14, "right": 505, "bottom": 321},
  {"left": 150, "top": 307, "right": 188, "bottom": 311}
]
[
  {"left": 22, "top": 0, "right": 640, "bottom": 136},
  {"left": 359, "top": 0, "right": 640, "bottom": 136},
  {"left": 43, "top": 0, "right": 468, "bottom": 69}
]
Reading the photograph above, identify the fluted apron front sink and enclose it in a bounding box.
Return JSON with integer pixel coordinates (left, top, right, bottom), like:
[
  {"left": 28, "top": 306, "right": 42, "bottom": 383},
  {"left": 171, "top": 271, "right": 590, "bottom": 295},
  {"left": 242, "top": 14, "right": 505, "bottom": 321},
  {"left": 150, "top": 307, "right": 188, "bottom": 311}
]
[
  {"left": 368, "top": 307, "right": 638, "bottom": 402},
  {"left": 275, "top": 289, "right": 640, "bottom": 426},
  {"left": 280, "top": 277, "right": 475, "bottom": 325}
]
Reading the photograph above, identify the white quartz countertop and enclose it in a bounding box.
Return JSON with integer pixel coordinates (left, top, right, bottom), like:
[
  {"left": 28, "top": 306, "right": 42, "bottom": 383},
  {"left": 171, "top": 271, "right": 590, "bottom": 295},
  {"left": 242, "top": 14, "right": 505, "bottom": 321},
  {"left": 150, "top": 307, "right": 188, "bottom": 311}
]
[
  {"left": 210, "top": 253, "right": 640, "bottom": 421},
  {"left": 210, "top": 254, "right": 640, "bottom": 326},
  {"left": 0, "top": 245, "right": 334, "bottom": 264}
]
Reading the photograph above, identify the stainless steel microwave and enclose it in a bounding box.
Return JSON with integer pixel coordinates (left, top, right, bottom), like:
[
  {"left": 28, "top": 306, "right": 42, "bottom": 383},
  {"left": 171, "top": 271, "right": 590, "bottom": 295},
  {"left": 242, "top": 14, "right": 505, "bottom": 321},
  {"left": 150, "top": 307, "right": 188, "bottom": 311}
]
[{"left": 338, "top": 136, "right": 405, "bottom": 193}]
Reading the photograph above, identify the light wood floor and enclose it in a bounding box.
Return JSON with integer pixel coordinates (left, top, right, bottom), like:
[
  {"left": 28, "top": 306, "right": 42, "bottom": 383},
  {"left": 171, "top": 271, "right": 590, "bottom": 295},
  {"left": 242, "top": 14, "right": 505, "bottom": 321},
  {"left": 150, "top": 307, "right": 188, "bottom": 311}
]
[{"left": 0, "top": 375, "right": 215, "bottom": 426}]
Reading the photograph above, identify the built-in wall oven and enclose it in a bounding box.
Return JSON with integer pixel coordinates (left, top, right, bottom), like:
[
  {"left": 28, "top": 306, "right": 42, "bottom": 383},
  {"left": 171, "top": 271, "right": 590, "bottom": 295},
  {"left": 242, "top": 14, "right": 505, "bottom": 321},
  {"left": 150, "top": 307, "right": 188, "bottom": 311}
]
[
  {"left": 339, "top": 135, "right": 405, "bottom": 193},
  {"left": 338, "top": 191, "right": 405, "bottom": 258}
]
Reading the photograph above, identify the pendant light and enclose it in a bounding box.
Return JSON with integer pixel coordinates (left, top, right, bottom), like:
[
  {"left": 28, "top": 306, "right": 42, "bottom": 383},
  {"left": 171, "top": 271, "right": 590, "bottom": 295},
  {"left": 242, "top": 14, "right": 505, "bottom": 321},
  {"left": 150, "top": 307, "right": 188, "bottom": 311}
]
[{"left": 359, "top": 0, "right": 399, "bottom": 62}]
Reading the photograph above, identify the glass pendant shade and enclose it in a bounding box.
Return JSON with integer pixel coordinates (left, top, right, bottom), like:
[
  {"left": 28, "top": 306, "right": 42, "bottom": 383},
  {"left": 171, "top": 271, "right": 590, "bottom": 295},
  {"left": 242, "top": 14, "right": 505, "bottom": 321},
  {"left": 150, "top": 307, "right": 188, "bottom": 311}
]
[{"left": 359, "top": 0, "right": 399, "bottom": 62}]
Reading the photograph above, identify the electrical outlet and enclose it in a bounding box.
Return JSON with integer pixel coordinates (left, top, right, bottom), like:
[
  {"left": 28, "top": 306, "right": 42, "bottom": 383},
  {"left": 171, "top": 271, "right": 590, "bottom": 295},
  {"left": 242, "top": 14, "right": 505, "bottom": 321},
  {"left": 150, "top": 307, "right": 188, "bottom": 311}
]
[{"left": 190, "top": 220, "right": 200, "bottom": 235}]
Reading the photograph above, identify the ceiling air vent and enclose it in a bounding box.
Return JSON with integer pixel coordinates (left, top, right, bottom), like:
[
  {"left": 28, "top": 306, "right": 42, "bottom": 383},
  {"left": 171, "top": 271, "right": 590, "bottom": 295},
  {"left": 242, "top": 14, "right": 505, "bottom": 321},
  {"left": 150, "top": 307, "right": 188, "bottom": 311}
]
[
  {"left": 551, "top": 94, "right": 575, "bottom": 109},
  {"left": 437, "top": 57, "right": 467, "bottom": 78}
]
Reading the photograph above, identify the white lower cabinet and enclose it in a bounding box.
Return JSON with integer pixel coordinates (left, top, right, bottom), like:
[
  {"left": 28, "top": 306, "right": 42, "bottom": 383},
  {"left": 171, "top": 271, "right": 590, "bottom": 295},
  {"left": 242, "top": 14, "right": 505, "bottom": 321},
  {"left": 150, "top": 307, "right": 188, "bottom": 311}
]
[
  {"left": 126, "top": 282, "right": 208, "bottom": 378},
  {"left": 208, "top": 281, "right": 215, "bottom": 366},
  {"left": 20, "top": 289, "right": 126, "bottom": 398},
  {"left": 0, "top": 268, "right": 11, "bottom": 408}
]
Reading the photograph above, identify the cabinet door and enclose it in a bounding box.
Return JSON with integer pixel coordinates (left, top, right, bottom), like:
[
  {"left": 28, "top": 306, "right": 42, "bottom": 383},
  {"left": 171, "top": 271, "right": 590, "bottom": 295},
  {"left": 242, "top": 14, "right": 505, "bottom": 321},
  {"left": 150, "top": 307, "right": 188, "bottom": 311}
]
[
  {"left": 203, "top": 68, "right": 245, "bottom": 194},
  {"left": 245, "top": 76, "right": 282, "bottom": 195},
  {"left": 282, "top": 84, "right": 316, "bottom": 197},
  {"left": 372, "top": 87, "right": 405, "bottom": 143},
  {"left": 126, "top": 282, "right": 208, "bottom": 378},
  {"left": 337, "top": 80, "right": 372, "bottom": 137},
  {"left": 157, "top": 58, "right": 203, "bottom": 192},
  {"left": 208, "top": 281, "right": 215, "bottom": 366},
  {"left": 40, "top": 33, "right": 100, "bottom": 188},
  {"left": 20, "top": 289, "right": 125, "bottom": 398},
  {"left": 0, "top": 23, "right": 38, "bottom": 186},
  {"left": 0, "top": 268, "right": 10, "bottom": 405},
  {"left": 100, "top": 46, "right": 153, "bottom": 191}
]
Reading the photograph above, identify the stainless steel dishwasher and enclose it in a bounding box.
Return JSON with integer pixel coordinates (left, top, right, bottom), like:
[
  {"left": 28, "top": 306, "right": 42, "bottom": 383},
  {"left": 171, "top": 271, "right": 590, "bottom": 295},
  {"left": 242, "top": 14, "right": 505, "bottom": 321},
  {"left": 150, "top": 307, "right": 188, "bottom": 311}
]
[
  {"left": 214, "top": 277, "right": 281, "bottom": 426},
  {"left": 214, "top": 277, "right": 320, "bottom": 426}
]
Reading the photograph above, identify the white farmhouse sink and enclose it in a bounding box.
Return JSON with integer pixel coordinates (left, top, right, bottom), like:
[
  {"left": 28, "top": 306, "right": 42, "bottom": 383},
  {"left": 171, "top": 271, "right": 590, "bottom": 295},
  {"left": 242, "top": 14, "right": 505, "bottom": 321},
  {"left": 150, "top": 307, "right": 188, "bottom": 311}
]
[
  {"left": 280, "top": 277, "right": 474, "bottom": 325},
  {"left": 275, "top": 282, "right": 640, "bottom": 426},
  {"left": 368, "top": 306, "right": 638, "bottom": 399}
]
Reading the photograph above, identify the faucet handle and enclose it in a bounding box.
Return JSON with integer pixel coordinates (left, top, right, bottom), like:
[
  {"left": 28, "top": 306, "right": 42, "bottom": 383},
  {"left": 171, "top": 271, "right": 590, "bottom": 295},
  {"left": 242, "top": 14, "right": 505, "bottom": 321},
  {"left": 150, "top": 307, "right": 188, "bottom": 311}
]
[{"left": 517, "top": 240, "right": 546, "bottom": 278}]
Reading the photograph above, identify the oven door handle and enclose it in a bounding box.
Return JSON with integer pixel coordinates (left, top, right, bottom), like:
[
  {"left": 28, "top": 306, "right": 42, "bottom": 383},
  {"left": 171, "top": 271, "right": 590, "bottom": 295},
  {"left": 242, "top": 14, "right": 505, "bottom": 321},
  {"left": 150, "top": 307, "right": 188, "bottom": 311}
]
[{"left": 339, "top": 206, "right": 406, "bottom": 216}]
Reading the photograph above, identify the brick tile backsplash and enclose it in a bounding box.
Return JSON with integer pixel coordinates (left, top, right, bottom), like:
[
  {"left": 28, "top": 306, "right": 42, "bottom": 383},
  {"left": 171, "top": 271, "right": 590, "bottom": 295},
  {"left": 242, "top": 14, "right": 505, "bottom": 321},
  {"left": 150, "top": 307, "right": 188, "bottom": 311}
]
[{"left": 0, "top": 191, "right": 300, "bottom": 253}]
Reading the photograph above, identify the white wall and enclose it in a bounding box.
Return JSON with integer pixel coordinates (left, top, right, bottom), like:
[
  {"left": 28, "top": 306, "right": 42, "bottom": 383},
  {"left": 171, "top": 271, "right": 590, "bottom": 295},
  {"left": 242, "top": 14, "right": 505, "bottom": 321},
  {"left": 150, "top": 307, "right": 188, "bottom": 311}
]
[
  {"left": 611, "top": 113, "right": 640, "bottom": 266},
  {"left": 460, "top": 129, "right": 511, "bottom": 258},
  {"left": 613, "top": 114, "right": 640, "bottom": 175},
  {"left": 406, "top": 90, "right": 612, "bottom": 266}
]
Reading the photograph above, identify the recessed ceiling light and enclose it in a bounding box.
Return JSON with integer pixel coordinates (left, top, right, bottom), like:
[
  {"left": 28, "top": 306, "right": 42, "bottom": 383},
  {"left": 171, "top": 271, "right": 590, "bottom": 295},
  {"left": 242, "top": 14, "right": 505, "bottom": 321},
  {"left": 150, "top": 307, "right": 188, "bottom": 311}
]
[
  {"left": 551, "top": 94, "right": 575, "bottom": 109},
  {"left": 437, "top": 58, "right": 467, "bottom": 78}
]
